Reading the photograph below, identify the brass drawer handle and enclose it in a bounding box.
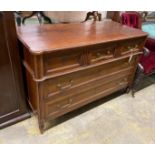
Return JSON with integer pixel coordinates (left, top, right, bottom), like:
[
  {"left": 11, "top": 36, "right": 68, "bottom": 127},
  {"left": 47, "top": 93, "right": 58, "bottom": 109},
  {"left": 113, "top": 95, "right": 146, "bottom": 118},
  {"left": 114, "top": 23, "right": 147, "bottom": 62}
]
[
  {"left": 97, "top": 52, "right": 101, "bottom": 57},
  {"left": 107, "top": 50, "right": 111, "bottom": 54},
  {"left": 128, "top": 46, "right": 131, "bottom": 50},
  {"left": 61, "top": 84, "right": 72, "bottom": 90},
  {"left": 123, "top": 78, "right": 127, "bottom": 82},
  {"left": 129, "top": 48, "right": 134, "bottom": 52},
  {"left": 135, "top": 44, "right": 138, "bottom": 48},
  {"left": 127, "top": 46, "right": 134, "bottom": 51},
  {"left": 118, "top": 82, "right": 124, "bottom": 86},
  {"left": 57, "top": 84, "right": 61, "bottom": 87},
  {"left": 57, "top": 80, "right": 74, "bottom": 92},
  {"left": 70, "top": 80, "right": 74, "bottom": 83},
  {"left": 69, "top": 98, "right": 73, "bottom": 103},
  {"left": 127, "top": 45, "right": 134, "bottom": 51},
  {"left": 56, "top": 104, "right": 61, "bottom": 108},
  {"left": 56, "top": 98, "right": 73, "bottom": 108},
  {"left": 57, "top": 84, "right": 72, "bottom": 92},
  {"left": 118, "top": 78, "right": 127, "bottom": 85},
  {"left": 128, "top": 45, "right": 138, "bottom": 51}
]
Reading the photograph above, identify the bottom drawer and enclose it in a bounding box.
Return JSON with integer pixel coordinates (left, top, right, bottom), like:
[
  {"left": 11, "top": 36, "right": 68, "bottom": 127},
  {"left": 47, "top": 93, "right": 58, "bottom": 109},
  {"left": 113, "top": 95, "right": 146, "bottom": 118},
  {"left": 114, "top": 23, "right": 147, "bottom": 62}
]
[{"left": 45, "top": 75, "right": 129, "bottom": 119}]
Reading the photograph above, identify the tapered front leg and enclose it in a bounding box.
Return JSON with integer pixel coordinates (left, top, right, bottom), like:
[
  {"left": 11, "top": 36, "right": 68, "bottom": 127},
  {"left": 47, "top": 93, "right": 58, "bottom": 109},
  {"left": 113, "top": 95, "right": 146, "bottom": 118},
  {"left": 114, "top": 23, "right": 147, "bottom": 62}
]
[{"left": 39, "top": 119, "right": 45, "bottom": 134}]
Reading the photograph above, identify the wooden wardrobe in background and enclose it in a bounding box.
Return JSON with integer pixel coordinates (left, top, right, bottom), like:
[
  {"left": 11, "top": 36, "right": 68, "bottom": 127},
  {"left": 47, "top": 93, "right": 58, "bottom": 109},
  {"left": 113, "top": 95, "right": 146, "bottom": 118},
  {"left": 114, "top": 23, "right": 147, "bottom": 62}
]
[{"left": 0, "top": 12, "right": 30, "bottom": 129}]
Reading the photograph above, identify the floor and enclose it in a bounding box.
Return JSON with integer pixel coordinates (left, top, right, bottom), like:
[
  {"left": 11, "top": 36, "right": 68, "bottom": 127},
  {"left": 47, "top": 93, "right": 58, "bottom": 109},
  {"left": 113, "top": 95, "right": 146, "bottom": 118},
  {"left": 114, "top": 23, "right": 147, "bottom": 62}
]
[{"left": 0, "top": 75, "right": 155, "bottom": 144}]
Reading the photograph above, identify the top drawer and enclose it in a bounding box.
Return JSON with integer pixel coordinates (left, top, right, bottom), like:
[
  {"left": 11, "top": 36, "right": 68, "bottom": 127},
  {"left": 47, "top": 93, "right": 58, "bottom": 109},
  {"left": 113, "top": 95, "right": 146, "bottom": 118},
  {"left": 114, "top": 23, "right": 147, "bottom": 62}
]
[
  {"left": 88, "top": 42, "right": 116, "bottom": 64},
  {"left": 23, "top": 37, "right": 145, "bottom": 80},
  {"left": 115, "top": 37, "right": 145, "bottom": 57},
  {"left": 44, "top": 47, "right": 84, "bottom": 76}
]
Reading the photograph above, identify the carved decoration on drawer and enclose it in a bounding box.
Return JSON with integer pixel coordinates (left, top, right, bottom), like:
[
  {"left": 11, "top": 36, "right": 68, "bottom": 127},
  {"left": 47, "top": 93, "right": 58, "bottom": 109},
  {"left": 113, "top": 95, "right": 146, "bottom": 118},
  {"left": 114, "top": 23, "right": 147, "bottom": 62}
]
[
  {"left": 57, "top": 80, "right": 74, "bottom": 93},
  {"left": 88, "top": 43, "right": 116, "bottom": 64},
  {"left": 115, "top": 38, "right": 145, "bottom": 57}
]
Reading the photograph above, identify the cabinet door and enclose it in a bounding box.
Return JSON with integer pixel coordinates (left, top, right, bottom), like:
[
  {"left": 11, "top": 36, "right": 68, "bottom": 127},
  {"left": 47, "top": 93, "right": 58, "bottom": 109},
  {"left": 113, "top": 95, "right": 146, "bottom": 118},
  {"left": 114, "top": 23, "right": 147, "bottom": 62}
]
[{"left": 0, "top": 12, "right": 30, "bottom": 128}]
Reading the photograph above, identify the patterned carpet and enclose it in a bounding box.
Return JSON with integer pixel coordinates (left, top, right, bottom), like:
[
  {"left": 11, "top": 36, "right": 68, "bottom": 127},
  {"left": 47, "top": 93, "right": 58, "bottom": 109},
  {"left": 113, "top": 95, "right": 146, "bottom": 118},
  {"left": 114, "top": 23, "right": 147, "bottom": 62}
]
[{"left": 0, "top": 82, "right": 155, "bottom": 143}]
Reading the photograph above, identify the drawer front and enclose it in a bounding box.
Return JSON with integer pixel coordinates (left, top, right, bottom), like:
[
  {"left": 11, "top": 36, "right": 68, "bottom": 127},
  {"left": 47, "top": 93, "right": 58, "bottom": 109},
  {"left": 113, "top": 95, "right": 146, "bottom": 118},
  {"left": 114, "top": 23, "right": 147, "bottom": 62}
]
[
  {"left": 115, "top": 38, "right": 145, "bottom": 57},
  {"left": 44, "top": 48, "right": 84, "bottom": 76},
  {"left": 43, "top": 56, "right": 136, "bottom": 100},
  {"left": 43, "top": 66, "right": 133, "bottom": 102},
  {"left": 45, "top": 76, "right": 129, "bottom": 119},
  {"left": 88, "top": 42, "right": 116, "bottom": 64}
]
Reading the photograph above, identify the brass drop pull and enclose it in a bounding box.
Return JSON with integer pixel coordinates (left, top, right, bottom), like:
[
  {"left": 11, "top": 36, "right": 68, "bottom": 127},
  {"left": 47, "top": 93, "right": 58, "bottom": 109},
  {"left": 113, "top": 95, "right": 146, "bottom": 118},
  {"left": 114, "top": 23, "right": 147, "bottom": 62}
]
[
  {"left": 128, "top": 46, "right": 134, "bottom": 52},
  {"left": 124, "top": 78, "right": 127, "bottom": 81},
  {"left": 56, "top": 104, "right": 61, "bottom": 108},
  {"left": 57, "top": 80, "right": 74, "bottom": 92},
  {"left": 118, "top": 78, "right": 127, "bottom": 86},
  {"left": 118, "top": 81, "right": 124, "bottom": 86},
  {"left": 97, "top": 52, "right": 101, "bottom": 57},
  {"left": 128, "top": 46, "right": 131, "bottom": 50},
  {"left": 69, "top": 98, "right": 73, "bottom": 103},
  {"left": 135, "top": 44, "right": 138, "bottom": 48},
  {"left": 57, "top": 84, "right": 61, "bottom": 87},
  {"left": 107, "top": 51, "right": 111, "bottom": 54},
  {"left": 70, "top": 80, "right": 74, "bottom": 83},
  {"left": 60, "top": 84, "right": 71, "bottom": 90}
]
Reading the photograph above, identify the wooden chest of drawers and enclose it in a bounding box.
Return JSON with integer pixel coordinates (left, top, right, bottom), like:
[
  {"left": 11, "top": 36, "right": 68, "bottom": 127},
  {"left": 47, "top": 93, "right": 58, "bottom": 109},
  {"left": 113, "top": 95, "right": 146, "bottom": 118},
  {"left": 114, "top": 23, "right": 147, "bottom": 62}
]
[{"left": 17, "top": 21, "right": 147, "bottom": 133}]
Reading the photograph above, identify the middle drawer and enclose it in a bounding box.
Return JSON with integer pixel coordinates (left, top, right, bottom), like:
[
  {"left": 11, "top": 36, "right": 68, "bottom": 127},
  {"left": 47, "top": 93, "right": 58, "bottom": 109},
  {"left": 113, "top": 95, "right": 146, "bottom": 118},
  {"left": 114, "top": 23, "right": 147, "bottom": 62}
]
[{"left": 42, "top": 56, "right": 136, "bottom": 102}]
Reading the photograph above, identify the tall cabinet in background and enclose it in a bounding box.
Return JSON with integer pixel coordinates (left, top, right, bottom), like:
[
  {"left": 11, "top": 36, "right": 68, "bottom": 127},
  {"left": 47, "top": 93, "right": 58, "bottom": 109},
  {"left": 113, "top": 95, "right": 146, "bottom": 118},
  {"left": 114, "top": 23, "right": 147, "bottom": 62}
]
[{"left": 0, "top": 12, "right": 30, "bottom": 128}]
